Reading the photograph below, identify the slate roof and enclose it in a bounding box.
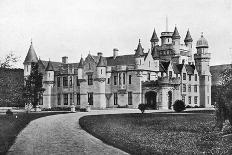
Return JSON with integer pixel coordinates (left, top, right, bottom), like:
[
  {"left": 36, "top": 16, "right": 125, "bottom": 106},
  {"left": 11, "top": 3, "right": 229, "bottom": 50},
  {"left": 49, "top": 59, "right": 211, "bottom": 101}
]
[
  {"left": 97, "top": 56, "right": 106, "bottom": 67},
  {"left": 160, "top": 61, "right": 170, "bottom": 71},
  {"left": 45, "top": 60, "right": 54, "bottom": 71},
  {"left": 41, "top": 60, "right": 62, "bottom": 71},
  {"left": 185, "top": 65, "right": 195, "bottom": 75},
  {"left": 106, "top": 54, "right": 135, "bottom": 66},
  {"left": 134, "top": 39, "right": 144, "bottom": 57},
  {"left": 150, "top": 28, "right": 159, "bottom": 42},
  {"left": 172, "top": 63, "right": 181, "bottom": 74},
  {"left": 24, "top": 42, "right": 38, "bottom": 64},
  {"left": 184, "top": 29, "right": 193, "bottom": 42},
  {"left": 172, "top": 26, "right": 181, "bottom": 39}
]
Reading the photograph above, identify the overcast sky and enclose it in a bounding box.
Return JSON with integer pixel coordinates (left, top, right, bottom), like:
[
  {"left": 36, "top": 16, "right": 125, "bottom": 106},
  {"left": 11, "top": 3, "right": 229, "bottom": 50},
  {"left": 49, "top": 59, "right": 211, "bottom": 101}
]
[{"left": 0, "top": 0, "right": 231, "bottom": 68}]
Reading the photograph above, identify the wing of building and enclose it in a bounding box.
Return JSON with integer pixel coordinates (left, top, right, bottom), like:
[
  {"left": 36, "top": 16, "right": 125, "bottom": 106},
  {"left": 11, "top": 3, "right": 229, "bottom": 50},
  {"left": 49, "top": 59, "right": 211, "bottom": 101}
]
[{"left": 23, "top": 26, "right": 212, "bottom": 109}]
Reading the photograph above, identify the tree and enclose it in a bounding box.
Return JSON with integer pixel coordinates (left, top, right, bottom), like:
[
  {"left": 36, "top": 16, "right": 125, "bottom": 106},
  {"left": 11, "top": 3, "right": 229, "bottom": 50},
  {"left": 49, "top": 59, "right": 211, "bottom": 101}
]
[
  {"left": 213, "top": 67, "right": 232, "bottom": 130},
  {"left": 173, "top": 100, "right": 186, "bottom": 112},
  {"left": 23, "top": 62, "right": 45, "bottom": 107},
  {"left": 0, "top": 52, "right": 20, "bottom": 68}
]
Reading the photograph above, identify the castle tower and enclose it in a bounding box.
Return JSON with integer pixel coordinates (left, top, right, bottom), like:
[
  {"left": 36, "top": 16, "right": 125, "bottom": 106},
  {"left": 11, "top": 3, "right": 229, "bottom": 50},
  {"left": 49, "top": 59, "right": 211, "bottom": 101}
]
[
  {"left": 43, "top": 60, "right": 54, "bottom": 108},
  {"left": 172, "top": 26, "right": 181, "bottom": 55},
  {"left": 96, "top": 56, "right": 106, "bottom": 108},
  {"left": 184, "top": 29, "right": 193, "bottom": 62},
  {"left": 194, "top": 33, "right": 211, "bottom": 107},
  {"left": 150, "top": 28, "right": 159, "bottom": 59},
  {"left": 23, "top": 40, "right": 38, "bottom": 78},
  {"left": 135, "top": 39, "right": 145, "bottom": 69}
]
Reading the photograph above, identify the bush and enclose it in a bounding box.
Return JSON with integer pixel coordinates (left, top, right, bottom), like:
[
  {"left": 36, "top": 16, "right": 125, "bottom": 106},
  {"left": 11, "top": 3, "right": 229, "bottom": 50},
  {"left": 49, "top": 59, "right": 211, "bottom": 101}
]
[
  {"left": 173, "top": 100, "right": 185, "bottom": 112},
  {"left": 186, "top": 105, "right": 192, "bottom": 108},
  {"left": 117, "top": 105, "right": 129, "bottom": 108},
  {"left": 6, "top": 109, "right": 13, "bottom": 115},
  {"left": 42, "top": 107, "right": 71, "bottom": 111},
  {"left": 80, "top": 108, "right": 87, "bottom": 112},
  {"left": 138, "top": 104, "right": 147, "bottom": 113},
  {"left": 194, "top": 105, "right": 199, "bottom": 108},
  {"left": 199, "top": 105, "right": 204, "bottom": 108}
]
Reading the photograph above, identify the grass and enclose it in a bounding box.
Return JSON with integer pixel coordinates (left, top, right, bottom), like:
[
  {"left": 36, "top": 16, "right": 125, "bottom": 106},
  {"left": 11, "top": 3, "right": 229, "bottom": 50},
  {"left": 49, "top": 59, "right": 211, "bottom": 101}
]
[
  {"left": 0, "top": 111, "right": 70, "bottom": 154},
  {"left": 79, "top": 112, "right": 232, "bottom": 155}
]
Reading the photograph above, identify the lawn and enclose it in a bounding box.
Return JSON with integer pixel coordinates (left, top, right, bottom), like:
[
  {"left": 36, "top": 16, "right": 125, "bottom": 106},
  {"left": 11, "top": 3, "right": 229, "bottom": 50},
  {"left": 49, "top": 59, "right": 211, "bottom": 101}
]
[
  {"left": 79, "top": 112, "right": 232, "bottom": 154},
  {"left": 0, "top": 111, "right": 70, "bottom": 154}
]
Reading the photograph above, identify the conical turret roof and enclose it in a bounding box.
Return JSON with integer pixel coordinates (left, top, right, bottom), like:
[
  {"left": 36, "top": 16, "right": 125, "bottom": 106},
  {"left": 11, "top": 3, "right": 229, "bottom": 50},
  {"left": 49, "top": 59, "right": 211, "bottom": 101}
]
[
  {"left": 172, "top": 26, "right": 180, "bottom": 39},
  {"left": 150, "top": 28, "right": 159, "bottom": 42},
  {"left": 78, "top": 57, "right": 84, "bottom": 68},
  {"left": 97, "top": 56, "right": 106, "bottom": 67},
  {"left": 134, "top": 39, "right": 144, "bottom": 57},
  {"left": 23, "top": 41, "right": 38, "bottom": 64},
  {"left": 184, "top": 29, "right": 193, "bottom": 42},
  {"left": 45, "top": 60, "right": 54, "bottom": 71}
]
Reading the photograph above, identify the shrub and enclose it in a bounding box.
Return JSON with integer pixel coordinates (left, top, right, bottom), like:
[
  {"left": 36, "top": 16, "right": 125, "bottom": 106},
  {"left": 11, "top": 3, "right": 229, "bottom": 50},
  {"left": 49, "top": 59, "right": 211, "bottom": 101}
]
[
  {"left": 173, "top": 100, "right": 186, "bottom": 112},
  {"left": 199, "top": 105, "right": 204, "bottom": 108},
  {"left": 80, "top": 108, "right": 87, "bottom": 112},
  {"left": 117, "top": 105, "right": 129, "bottom": 108},
  {"left": 6, "top": 109, "right": 13, "bottom": 115},
  {"left": 138, "top": 104, "right": 147, "bottom": 113},
  {"left": 194, "top": 105, "right": 199, "bottom": 108},
  {"left": 186, "top": 105, "right": 192, "bottom": 108}
]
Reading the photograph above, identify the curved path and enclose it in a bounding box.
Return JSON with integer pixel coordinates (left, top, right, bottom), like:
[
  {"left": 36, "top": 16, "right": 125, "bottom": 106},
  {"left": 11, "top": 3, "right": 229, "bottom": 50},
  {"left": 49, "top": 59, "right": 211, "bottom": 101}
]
[{"left": 8, "top": 109, "right": 144, "bottom": 155}]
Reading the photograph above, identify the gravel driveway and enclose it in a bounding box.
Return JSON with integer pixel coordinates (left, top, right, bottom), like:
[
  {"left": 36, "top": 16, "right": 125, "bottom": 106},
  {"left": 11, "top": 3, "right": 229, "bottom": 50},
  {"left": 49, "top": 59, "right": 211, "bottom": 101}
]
[{"left": 7, "top": 109, "right": 142, "bottom": 155}]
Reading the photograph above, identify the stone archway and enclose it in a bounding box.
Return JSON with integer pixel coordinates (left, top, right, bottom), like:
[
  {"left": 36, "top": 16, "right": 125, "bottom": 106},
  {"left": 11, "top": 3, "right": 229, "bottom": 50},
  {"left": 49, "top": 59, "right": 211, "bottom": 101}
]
[
  {"left": 168, "top": 91, "right": 172, "bottom": 109},
  {"left": 145, "top": 91, "right": 157, "bottom": 109}
]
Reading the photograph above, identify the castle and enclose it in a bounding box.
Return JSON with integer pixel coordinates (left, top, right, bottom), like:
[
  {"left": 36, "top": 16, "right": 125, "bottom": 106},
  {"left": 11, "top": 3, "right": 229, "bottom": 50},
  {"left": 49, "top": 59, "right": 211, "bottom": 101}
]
[{"left": 23, "top": 26, "right": 212, "bottom": 109}]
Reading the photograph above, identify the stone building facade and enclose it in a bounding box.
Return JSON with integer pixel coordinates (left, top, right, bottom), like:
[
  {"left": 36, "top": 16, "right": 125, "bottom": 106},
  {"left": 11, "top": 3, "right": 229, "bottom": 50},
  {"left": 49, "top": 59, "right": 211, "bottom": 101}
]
[{"left": 23, "top": 26, "right": 212, "bottom": 109}]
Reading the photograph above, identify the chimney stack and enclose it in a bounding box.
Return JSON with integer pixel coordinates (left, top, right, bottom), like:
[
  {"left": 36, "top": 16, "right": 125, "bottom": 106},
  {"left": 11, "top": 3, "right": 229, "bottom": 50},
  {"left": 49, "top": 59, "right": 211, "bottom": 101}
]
[
  {"left": 113, "top": 48, "right": 118, "bottom": 59},
  {"left": 62, "top": 56, "right": 68, "bottom": 64},
  {"left": 97, "top": 52, "right": 103, "bottom": 57}
]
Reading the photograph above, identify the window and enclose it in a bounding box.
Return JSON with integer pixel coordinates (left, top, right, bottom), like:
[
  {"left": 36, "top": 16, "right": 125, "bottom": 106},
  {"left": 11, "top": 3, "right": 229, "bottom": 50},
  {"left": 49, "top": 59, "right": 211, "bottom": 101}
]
[
  {"left": 63, "top": 94, "right": 68, "bottom": 105},
  {"left": 57, "top": 77, "right": 60, "bottom": 87},
  {"left": 123, "top": 73, "right": 126, "bottom": 84},
  {"left": 27, "top": 65, "right": 28, "bottom": 72},
  {"left": 176, "top": 74, "right": 178, "bottom": 78},
  {"left": 188, "top": 85, "right": 191, "bottom": 92},
  {"left": 194, "top": 85, "right": 197, "bottom": 92},
  {"left": 57, "top": 94, "right": 61, "bottom": 105},
  {"left": 208, "top": 76, "right": 210, "bottom": 81},
  {"left": 107, "top": 78, "right": 110, "bottom": 84},
  {"left": 129, "top": 75, "right": 132, "bottom": 84},
  {"left": 169, "top": 71, "right": 172, "bottom": 78},
  {"left": 119, "top": 73, "right": 121, "bottom": 85},
  {"left": 182, "top": 96, "right": 185, "bottom": 104},
  {"left": 76, "top": 77, "right": 80, "bottom": 86},
  {"left": 183, "top": 84, "right": 186, "bottom": 92},
  {"left": 114, "top": 76, "right": 117, "bottom": 85},
  {"left": 114, "top": 93, "right": 118, "bottom": 105},
  {"left": 69, "top": 76, "right": 72, "bottom": 86},
  {"left": 183, "top": 73, "right": 186, "bottom": 80},
  {"left": 149, "top": 61, "right": 150, "bottom": 67},
  {"left": 194, "top": 96, "right": 198, "bottom": 104},
  {"left": 70, "top": 93, "right": 73, "bottom": 104},
  {"left": 195, "top": 74, "right": 197, "bottom": 81},
  {"left": 89, "top": 63, "right": 91, "bottom": 70},
  {"left": 101, "top": 69, "right": 102, "bottom": 74},
  {"left": 63, "top": 77, "right": 68, "bottom": 87},
  {"left": 189, "top": 75, "right": 191, "bottom": 81},
  {"left": 77, "top": 93, "right": 80, "bottom": 105},
  {"left": 128, "top": 92, "right": 132, "bottom": 105},
  {"left": 88, "top": 74, "right": 93, "bottom": 85},
  {"left": 88, "top": 92, "right": 93, "bottom": 105},
  {"left": 188, "top": 96, "right": 191, "bottom": 104},
  {"left": 140, "top": 59, "right": 141, "bottom": 65},
  {"left": 148, "top": 73, "right": 151, "bottom": 81}
]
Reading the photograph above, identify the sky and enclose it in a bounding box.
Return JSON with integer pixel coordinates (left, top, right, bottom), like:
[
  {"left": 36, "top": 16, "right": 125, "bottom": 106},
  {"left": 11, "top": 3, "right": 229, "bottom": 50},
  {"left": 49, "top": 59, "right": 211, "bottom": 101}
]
[{"left": 0, "top": 0, "right": 231, "bottom": 68}]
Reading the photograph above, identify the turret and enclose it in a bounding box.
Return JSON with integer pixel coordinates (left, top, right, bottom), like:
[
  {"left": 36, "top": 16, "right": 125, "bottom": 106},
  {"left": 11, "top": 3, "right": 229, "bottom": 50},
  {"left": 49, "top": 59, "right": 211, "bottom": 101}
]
[
  {"left": 194, "top": 33, "right": 211, "bottom": 108},
  {"left": 77, "top": 57, "right": 84, "bottom": 79},
  {"left": 150, "top": 28, "right": 159, "bottom": 50},
  {"left": 184, "top": 29, "right": 193, "bottom": 62},
  {"left": 135, "top": 39, "right": 145, "bottom": 69},
  {"left": 97, "top": 56, "right": 106, "bottom": 78},
  {"left": 45, "top": 60, "right": 54, "bottom": 82},
  {"left": 172, "top": 26, "right": 180, "bottom": 55},
  {"left": 24, "top": 40, "right": 38, "bottom": 77}
]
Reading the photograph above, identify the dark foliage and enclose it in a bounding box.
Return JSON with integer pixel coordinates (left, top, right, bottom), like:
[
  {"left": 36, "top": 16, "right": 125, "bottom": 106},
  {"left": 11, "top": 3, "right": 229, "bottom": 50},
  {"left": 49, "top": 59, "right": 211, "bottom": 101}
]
[
  {"left": 138, "top": 104, "right": 147, "bottom": 113},
  {"left": 173, "top": 100, "right": 186, "bottom": 112},
  {"left": 186, "top": 105, "right": 192, "bottom": 108},
  {"left": 23, "top": 62, "right": 45, "bottom": 107},
  {"left": 42, "top": 107, "right": 71, "bottom": 111},
  {"left": 5, "top": 109, "right": 13, "bottom": 115},
  {"left": 0, "top": 68, "right": 24, "bottom": 107}
]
